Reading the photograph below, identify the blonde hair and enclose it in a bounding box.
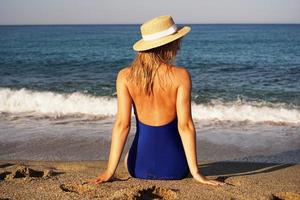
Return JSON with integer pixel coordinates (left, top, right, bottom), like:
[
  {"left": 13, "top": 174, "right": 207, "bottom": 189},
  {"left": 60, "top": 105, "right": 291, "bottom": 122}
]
[{"left": 128, "top": 38, "right": 182, "bottom": 96}]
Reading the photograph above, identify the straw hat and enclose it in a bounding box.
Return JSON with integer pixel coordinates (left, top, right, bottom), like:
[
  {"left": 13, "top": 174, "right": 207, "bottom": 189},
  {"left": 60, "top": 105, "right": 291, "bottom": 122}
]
[{"left": 133, "top": 15, "right": 191, "bottom": 51}]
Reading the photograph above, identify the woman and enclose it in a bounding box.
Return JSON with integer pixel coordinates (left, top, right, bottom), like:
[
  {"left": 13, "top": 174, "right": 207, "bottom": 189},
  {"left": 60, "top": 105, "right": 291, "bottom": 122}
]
[{"left": 87, "top": 15, "right": 225, "bottom": 186}]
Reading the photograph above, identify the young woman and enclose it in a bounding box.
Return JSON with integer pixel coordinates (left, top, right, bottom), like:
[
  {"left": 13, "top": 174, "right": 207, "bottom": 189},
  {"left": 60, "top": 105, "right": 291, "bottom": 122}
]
[{"left": 87, "top": 15, "right": 226, "bottom": 186}]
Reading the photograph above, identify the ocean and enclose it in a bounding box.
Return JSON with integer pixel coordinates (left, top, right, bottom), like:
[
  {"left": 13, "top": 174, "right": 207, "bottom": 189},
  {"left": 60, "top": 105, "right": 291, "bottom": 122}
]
[{"left": 0, "top": 24, "right": 299, "bottom": 163}]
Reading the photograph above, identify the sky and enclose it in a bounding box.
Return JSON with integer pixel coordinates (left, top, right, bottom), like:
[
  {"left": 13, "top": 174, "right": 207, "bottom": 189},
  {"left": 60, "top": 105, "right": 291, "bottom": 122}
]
[{"left": 0, "top": 0, "right": 299, "bottom": 25}]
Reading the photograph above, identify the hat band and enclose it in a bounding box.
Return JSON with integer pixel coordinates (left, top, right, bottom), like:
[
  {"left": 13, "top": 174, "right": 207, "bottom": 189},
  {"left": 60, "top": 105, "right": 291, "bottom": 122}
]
[{"left": 142, "top": 24, "right": 177, "bottom": 41}]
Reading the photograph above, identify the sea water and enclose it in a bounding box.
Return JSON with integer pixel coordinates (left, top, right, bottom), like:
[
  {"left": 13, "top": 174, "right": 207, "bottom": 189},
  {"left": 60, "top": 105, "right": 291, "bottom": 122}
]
[{"left": 0, "top": 24, "right": 299, "bottom": 162}]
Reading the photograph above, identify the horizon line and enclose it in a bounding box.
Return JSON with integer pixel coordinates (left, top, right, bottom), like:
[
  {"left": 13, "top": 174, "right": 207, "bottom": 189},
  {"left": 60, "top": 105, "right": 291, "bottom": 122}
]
[{"left": 0, "top": 22, "right": 300, "bottom": 26}]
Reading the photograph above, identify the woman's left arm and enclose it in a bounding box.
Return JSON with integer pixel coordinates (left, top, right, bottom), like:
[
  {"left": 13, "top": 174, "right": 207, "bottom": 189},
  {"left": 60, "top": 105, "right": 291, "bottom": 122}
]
[{"left": 85, "top": 68, "right": 132, "bottom": 184}]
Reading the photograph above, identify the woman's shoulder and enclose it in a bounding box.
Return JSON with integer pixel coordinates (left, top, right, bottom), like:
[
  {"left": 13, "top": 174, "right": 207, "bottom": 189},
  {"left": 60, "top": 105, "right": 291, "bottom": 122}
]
[
  {"left": 116, "top": 66, "right": 131, "bottom": 80},
  {"left": 168, "top": 65, "right": 191, "bottom": 81},
  {"left": 118, "top": 66, "right": 131, "bottom": 74},
  {"left": 171, "top": 65, "right": 190, "bottom": 73}
]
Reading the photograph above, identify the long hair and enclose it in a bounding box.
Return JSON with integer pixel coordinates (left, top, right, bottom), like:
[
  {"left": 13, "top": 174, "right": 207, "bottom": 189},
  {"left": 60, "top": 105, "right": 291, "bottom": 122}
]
[{"left": 127, "top": 38, "right": 182, "bottom": 96}]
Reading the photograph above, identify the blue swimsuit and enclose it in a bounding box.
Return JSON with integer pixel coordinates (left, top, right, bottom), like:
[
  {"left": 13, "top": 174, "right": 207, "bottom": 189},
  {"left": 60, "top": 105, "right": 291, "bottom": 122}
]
[{"left": 127, "top": 104, "right": 190, "bottom": 180}]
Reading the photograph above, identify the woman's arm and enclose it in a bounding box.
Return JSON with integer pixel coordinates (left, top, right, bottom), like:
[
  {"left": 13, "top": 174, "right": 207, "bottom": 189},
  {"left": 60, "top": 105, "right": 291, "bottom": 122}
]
[
  {"left": 176, "top": 67, "right": 225, "bottom": 186},
  {"left": 85, "top": 68, "right": 132, "bottom": 184},
  {"left": 106, "top": 68, "right": 132, "bottom": 175}
]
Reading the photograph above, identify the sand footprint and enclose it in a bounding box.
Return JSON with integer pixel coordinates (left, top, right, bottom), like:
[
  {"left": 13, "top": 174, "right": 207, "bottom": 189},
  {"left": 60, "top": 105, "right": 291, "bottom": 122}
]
[
  {"left": 271, "top": 192, "right": 300, "bottom": 200},
  {"left": 0, "top": 171, "right": 11, "bottom": 180},
  {"left": 0, "top": 165, "right": 61, "bottom": 180},
  {"left": 111, "top": 185, "right": 179, "bottom": 200},
  {"left": 60, "top": 183, "right": 95, "bottom": 194}
]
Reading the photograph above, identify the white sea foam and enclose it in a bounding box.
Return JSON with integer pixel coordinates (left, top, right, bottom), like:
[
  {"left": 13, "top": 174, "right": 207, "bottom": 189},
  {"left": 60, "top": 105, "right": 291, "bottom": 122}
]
[
  {"left": 191, "top": 100, "right": 300, "bottom": 124},
  {"left": 0, "top": 87, "right": 299, "bottom": 124},
  {"left": 0, "top": 87, "right": 117, "bottom": 117}
]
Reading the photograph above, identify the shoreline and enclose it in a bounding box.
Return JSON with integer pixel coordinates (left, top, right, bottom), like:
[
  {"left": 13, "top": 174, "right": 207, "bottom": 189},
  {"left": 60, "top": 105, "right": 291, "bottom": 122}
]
[{"left": 1, "top": 160, "right": 299, "bottom": 199}]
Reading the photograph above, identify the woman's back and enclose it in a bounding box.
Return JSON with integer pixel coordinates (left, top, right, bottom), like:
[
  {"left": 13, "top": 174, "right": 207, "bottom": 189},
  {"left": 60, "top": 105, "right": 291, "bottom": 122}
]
[
  {"left": 125, "top": 63, "right": 186, "bottom": 126},
  {"left": 125, "top": 63, "right": 190, "bottom": 180}
]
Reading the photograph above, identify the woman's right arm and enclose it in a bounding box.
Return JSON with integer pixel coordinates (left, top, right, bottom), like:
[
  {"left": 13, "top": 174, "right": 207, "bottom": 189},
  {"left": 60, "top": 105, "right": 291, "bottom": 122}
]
[{"left": 176, "top": 67, "right": 225, "bottom": 186}]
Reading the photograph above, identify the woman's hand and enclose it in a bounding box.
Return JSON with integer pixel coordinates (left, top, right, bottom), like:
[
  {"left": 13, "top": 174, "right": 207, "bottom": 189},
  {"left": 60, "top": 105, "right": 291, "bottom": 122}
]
[
  {"left": 83, "top": 170, "right": 114, "bottom": 185},
  {"left": 193, "top": 173, "right": 226, "bottom": 186}
]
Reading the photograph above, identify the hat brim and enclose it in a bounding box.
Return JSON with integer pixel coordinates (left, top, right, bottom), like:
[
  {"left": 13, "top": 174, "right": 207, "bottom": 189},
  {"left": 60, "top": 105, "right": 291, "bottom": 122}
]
[{"left": 133, "top": 26, "right": 191, "bottom": 51}]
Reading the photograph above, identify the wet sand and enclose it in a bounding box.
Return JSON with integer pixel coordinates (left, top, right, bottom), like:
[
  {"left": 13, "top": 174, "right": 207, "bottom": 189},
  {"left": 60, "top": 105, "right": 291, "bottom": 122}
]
[{"left": 0, "top": 160, "right": 299, "bottom": 200}]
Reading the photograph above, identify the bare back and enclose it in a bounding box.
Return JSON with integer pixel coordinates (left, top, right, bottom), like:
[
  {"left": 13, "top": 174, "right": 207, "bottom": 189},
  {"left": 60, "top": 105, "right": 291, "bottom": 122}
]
[{"left": 124, "top": 63, "right": 187, "bottom": 126}]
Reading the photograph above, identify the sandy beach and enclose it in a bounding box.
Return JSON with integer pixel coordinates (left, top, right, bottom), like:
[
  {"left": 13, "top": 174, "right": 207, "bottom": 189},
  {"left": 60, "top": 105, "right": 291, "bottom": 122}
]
[{"left": 0, "top": 160, "right": 299, "bottom": 200}]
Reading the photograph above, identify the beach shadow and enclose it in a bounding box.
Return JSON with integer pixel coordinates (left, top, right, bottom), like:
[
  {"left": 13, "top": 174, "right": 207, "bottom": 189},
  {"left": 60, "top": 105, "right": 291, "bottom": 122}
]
[
  {"left": 198, "top": 149, "right": 300, "bottom": 176},
  {"left": 190, "top": 162, "right": 294, "bottom": 185},
  {"left": 196, "top": 162, "right": 294, "bottom": 177},
  {"left": 189, "top": 150, "right": 299, "bottom": 182}
]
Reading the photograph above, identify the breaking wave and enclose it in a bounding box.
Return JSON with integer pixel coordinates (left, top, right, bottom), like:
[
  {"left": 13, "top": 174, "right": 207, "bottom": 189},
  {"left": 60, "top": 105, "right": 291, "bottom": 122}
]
[{"left": 0, "top": 87, "right": 299, "bottom": 124}]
